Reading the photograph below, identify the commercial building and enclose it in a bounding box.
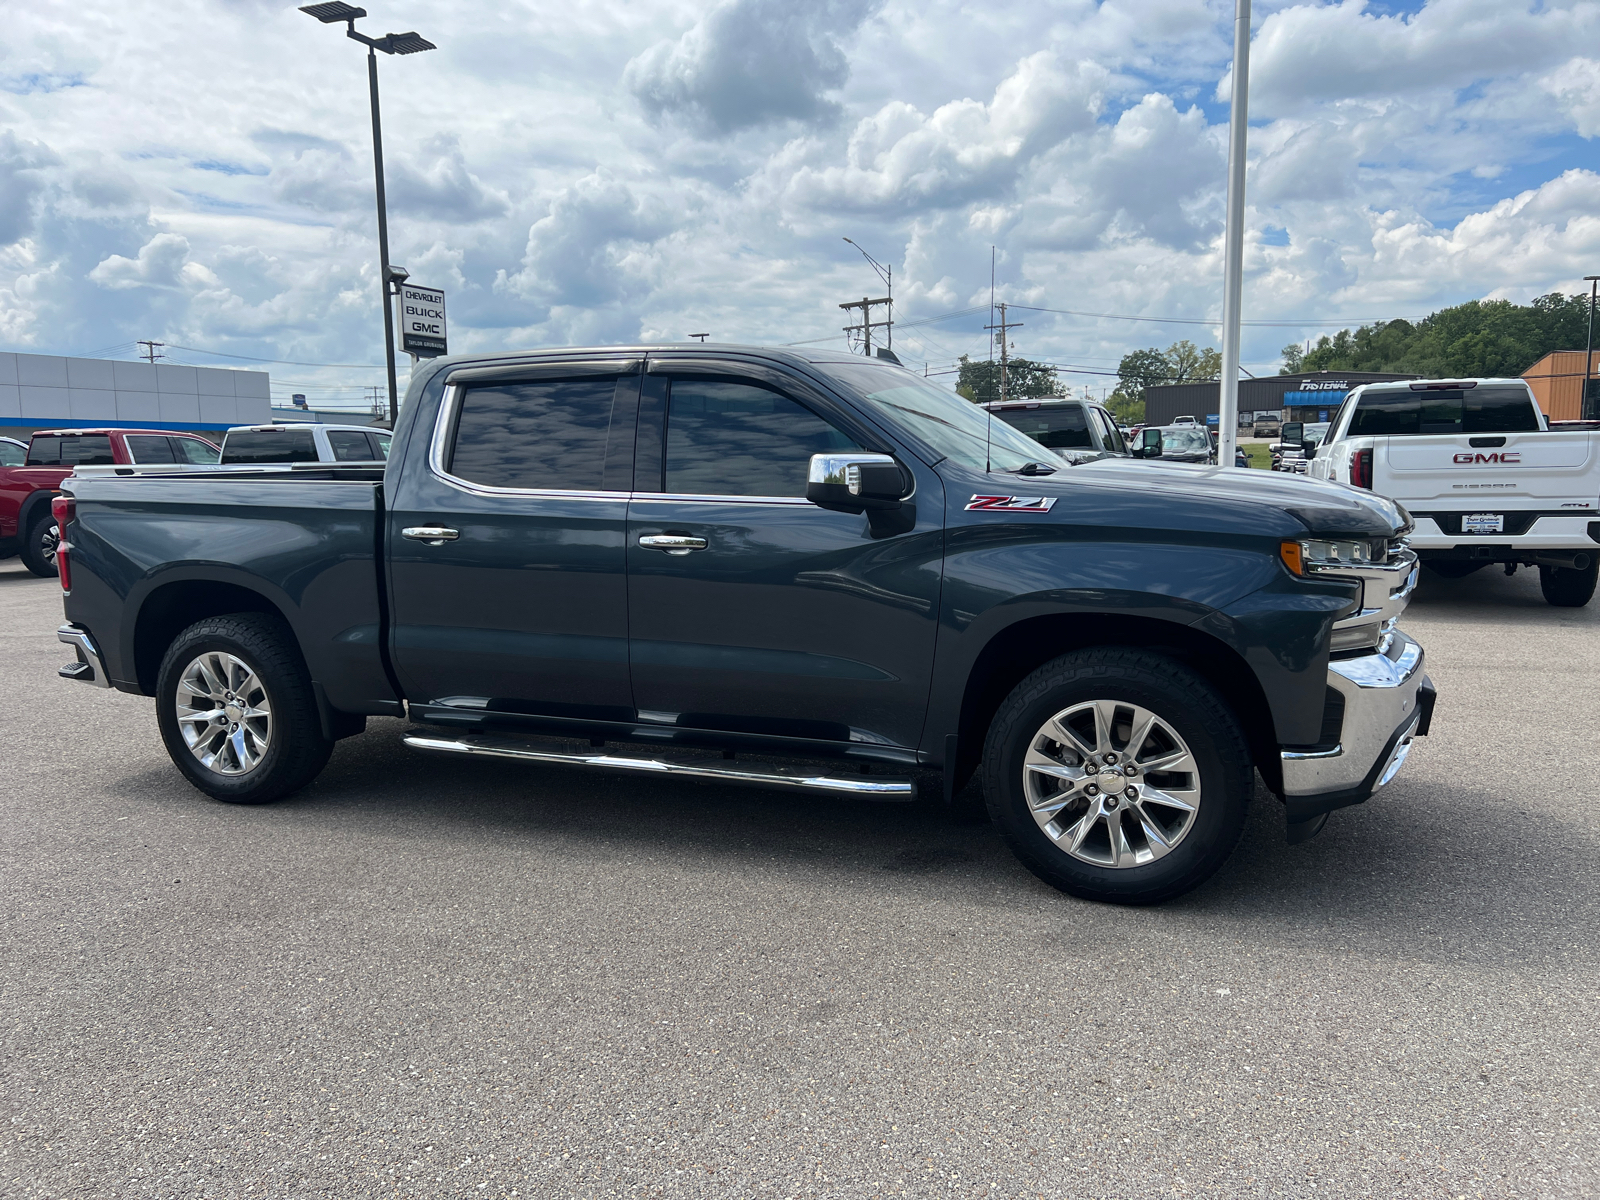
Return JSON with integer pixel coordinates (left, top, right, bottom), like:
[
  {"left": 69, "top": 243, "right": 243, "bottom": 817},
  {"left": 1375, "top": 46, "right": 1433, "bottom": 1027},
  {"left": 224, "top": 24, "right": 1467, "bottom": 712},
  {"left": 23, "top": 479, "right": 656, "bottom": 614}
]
[
  {"left": 1142, "top": 370, "right": 1417, "bottom": 429},
  {"left": 0, "top": 352, "right": 271, "bottom": 440},
  {"left": 1520, "top": 351, "right": 1598, "bottom": 422}
]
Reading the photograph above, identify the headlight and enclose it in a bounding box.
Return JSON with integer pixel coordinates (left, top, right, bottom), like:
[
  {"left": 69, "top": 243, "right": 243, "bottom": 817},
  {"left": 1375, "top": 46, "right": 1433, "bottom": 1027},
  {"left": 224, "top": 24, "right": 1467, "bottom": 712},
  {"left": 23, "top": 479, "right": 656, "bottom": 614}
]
[{"left": 1279, "top": 538, "right": 1377, "bottom": 575}]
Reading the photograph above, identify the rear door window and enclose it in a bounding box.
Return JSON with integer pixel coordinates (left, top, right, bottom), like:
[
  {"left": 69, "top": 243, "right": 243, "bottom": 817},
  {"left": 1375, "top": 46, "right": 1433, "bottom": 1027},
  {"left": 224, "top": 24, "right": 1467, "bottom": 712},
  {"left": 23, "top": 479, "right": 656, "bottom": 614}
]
[
  {"left": 0, "top": 440, "right": 23, "bottom": 466},
  {"left": 662, "top": 378, "right": 859, "bottom": 497},
  {"left": 328, "top": 431, "right": 376, "bottom": 462},
  {"left": 448, "top": 378, "right": 621, "bottom": 491},
  {"left": 172, "top": 437, "right": 220, "bottom": 464},
  {"left": 126, "top": 435, "right": 177, "bottom": 464},
  {"left": 27, "top": 435, "right": 114, "bottom": 466},
  {"left": 371, "top": 433, "right": 392, "bottom": 459},
  {"left": 222, "top": 429, "right": 319, "bottom": 463}
]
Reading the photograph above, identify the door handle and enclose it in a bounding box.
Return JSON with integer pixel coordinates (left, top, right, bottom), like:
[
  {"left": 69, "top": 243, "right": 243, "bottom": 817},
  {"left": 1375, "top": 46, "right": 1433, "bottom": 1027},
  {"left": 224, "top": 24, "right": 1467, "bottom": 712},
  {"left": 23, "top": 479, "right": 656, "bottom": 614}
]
[
  {"left": 402, "top": 525, "right": 460, "bottom": 545},
  {"left": 638, "top": 533, "right": 708, "bottom": 556}
]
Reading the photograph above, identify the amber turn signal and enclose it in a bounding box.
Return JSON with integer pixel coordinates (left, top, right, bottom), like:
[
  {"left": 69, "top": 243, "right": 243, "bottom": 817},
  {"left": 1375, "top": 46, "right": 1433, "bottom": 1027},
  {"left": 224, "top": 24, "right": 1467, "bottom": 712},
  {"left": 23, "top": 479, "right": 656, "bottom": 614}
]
[{"left": 1279, "top": 540, "right": 1304, "bottom": 575}]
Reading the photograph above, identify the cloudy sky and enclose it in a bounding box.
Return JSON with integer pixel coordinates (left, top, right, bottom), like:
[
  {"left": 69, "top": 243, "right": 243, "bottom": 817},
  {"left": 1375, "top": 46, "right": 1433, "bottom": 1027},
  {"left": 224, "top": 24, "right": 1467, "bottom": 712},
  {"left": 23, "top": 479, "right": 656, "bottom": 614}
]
[{"left": 3, "top": 0, "right": 1599, "bottom": 409}]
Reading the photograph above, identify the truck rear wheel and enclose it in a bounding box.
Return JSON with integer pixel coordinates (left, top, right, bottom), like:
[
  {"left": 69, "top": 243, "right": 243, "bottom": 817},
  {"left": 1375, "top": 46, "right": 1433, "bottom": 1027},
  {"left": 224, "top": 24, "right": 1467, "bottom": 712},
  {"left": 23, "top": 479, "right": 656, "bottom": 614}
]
[
  {"left": 981, "top": 648, "right": 1251, "bottom": 905},
  {"left": 19, "top": 508, "right": 60, "bottom": 577},
  {"left": 155, "top": 613, "right": 333, "bottom": 804},
  {"left": 1539, "top": 560, "right": 1598, "bottom": 607}
]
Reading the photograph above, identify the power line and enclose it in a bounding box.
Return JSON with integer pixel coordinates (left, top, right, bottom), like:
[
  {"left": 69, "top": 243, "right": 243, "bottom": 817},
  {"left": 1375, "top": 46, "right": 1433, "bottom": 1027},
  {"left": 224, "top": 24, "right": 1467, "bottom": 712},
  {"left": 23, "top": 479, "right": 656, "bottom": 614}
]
[
  {"left": 163, "top": 344, "right": 387, "bottom": 368},
  {"left": 1007, "top": 304, "right": 1422, "bottom": 329}
]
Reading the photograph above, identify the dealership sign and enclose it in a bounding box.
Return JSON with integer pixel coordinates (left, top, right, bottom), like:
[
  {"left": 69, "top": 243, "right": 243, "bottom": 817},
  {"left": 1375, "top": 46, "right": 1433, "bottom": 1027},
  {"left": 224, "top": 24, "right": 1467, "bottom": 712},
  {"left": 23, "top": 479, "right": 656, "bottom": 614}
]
[{"left": 400, "top": 284, "right": 447, "bottom": 357}]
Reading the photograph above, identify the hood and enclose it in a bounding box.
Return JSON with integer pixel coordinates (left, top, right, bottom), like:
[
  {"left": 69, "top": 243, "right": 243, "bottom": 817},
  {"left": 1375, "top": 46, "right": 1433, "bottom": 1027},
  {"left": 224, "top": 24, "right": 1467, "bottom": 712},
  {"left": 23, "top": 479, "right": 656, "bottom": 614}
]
[{"left": 1057, "top": 458, "right": 1406, "bottom": 538}]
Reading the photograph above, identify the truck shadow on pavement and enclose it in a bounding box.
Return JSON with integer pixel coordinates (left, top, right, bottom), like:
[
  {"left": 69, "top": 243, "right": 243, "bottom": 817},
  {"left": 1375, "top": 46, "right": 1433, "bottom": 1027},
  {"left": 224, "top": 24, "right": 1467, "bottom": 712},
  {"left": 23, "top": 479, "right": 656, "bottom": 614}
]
[{"left": 108, "top": 715, "right": 1600, "bottom": 976}]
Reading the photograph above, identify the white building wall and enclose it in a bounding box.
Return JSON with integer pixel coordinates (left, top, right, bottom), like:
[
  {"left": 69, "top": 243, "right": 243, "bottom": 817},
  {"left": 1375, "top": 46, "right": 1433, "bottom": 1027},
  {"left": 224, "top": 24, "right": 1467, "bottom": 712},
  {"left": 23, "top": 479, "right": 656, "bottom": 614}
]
[{"left": 0, "top": 352, "right": 271, "bottom": 432}]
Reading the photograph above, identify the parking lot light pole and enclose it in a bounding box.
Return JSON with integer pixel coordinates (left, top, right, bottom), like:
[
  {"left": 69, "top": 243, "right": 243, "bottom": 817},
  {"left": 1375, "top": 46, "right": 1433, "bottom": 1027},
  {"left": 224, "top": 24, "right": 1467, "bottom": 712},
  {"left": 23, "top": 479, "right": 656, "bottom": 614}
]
[
  {"left": 299, "top": 3, "right": 435, "bottom": 426},
  {"left": 1585, "top": 276, "right": 1599, "bottom": 421},
  {"left": 843, "top": 238, "right": 892, "bottom": 351},
  {"left": 1217, "top": 0, "right": 1251, "bottom": 468}
]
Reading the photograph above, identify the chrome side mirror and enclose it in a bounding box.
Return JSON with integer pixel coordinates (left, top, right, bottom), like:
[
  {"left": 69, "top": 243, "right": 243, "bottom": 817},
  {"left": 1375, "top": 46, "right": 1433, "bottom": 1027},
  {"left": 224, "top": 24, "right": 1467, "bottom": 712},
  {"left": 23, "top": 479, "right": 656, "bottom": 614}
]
[
  {"left": 806, "top": 453, "right": 905, "bottom": 513},
  {"left": 807, "top": 452, "right": 914, "bottom": 537}
]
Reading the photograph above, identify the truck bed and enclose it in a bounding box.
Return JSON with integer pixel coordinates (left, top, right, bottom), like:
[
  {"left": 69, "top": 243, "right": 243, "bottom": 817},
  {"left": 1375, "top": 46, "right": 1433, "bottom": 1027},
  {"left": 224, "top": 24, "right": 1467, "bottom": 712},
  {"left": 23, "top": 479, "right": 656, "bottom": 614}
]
[{"left": 61, "top": 470, "right": 396, "bottom": 713}]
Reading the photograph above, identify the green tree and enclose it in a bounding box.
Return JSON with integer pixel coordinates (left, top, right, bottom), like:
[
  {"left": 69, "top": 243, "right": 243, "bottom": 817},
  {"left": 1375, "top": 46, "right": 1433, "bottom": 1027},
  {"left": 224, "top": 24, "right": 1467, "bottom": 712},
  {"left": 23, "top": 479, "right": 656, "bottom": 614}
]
[
  {"left": 1164, "top": 339, "right": 1222, "bottom": 382},
  {"left": 955, "top": 355, "right": 1062, "bottom": 402},
  {"left": 1279, "top": 293, "right": 1592, "bottom": 377}
]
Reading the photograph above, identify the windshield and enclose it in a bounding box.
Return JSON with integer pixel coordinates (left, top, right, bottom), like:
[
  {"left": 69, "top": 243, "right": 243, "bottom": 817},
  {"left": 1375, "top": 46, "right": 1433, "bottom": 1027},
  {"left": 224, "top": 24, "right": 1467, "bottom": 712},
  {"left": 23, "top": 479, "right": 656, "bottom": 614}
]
[
  {"left": 1162, "top": 429, "right": 1211, "bottom": 452},
  {"left": 820, "top": 361, "right": 1062, "bottom": 472}
]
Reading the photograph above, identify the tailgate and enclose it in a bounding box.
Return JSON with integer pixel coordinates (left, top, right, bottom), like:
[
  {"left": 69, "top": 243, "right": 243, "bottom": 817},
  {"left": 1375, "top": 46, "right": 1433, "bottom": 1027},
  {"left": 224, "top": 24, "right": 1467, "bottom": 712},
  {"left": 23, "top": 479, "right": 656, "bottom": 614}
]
[{"left": 1377, "top": 433, "right": 1599, "bottom": 505}]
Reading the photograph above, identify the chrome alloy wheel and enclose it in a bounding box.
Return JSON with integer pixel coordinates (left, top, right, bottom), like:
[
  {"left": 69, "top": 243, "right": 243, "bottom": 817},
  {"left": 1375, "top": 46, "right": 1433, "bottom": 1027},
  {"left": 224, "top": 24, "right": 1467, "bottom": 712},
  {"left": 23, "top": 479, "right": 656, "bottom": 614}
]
[
  {"left": 173, "top": 652, "right": 273, "bottom": 776},
  {"left": 1023, "top": 699, "right": 1201, "bottom": 868},
  {"left": 37, "top": 522, "right": 59, "bottom": 566}
]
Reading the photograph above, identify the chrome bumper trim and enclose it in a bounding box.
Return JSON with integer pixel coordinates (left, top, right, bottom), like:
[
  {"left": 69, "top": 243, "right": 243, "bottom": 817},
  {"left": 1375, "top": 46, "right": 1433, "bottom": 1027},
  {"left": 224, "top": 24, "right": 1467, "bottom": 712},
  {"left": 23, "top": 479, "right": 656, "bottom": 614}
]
[
  {"left": 1281, "top": 632, "right": 1427, "bottom": 802},
  {"left": 57, "top": 622, "right": 112, "bottom": 688},
  {"left": 404, "top": 732, "right": 917, "bottom": 800}
]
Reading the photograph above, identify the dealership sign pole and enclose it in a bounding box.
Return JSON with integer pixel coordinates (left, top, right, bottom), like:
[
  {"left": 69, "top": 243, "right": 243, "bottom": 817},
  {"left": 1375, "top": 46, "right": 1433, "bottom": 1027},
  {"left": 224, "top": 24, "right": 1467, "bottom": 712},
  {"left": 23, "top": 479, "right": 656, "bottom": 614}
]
[{"left": 1217, "top": 0, "right": 1251, "bottom": 468}]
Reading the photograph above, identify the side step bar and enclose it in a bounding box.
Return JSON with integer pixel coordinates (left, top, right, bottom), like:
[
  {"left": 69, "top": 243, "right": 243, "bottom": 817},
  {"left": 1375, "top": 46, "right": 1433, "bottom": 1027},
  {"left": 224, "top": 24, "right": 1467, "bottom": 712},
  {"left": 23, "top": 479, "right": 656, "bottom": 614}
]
[{"left": 403, "top": 732, "right": 918, "bottom": 801}]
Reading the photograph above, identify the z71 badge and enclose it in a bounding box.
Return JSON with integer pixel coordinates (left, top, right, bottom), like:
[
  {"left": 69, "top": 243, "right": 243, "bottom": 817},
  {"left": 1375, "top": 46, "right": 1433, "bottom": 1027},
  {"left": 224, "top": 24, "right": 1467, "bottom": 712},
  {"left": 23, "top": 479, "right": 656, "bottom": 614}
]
[{"left": 966, "top": 495, "right": 1057, "bottom": 512}]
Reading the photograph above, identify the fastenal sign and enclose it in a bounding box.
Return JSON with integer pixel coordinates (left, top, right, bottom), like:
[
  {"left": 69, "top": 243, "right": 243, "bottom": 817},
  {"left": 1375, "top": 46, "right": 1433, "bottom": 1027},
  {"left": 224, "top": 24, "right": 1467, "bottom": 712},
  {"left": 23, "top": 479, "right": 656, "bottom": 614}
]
[{"left": 399, "top": 284, "right": 447, "bottom": 356}]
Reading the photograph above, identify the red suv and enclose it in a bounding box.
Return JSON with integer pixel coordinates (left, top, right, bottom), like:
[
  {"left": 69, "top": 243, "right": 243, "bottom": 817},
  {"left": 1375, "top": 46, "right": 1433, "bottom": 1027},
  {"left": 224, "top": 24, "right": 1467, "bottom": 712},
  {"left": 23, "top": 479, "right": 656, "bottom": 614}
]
[{"left": 0, "top": 428, "right": 220, "bottom": 576}]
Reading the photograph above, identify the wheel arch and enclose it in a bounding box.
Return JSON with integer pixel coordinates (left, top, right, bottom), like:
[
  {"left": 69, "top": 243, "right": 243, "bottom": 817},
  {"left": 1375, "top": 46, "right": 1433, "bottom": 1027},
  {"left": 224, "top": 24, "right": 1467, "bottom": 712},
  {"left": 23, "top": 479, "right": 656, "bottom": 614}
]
[
  {"left": 130, "top": 578, "right": 290, "bottom": 696},
  {"left": 948, "top": 612, "right": 1281, "bottom": 795}
]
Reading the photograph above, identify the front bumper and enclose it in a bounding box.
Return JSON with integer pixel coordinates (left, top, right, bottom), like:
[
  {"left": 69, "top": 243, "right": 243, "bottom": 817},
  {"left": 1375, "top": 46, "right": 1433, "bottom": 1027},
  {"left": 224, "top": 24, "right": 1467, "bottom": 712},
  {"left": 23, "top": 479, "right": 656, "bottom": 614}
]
[{"left": 1280, "top": 631, "right": 1433, "bottom": 825}]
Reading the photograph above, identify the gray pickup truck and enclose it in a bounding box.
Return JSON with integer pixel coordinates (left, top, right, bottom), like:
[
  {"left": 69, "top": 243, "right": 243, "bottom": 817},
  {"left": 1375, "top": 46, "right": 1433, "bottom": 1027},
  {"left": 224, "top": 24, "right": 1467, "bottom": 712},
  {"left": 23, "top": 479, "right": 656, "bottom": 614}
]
[{"left": 54, "top": 345, "right": 1435, "bottom": 904}]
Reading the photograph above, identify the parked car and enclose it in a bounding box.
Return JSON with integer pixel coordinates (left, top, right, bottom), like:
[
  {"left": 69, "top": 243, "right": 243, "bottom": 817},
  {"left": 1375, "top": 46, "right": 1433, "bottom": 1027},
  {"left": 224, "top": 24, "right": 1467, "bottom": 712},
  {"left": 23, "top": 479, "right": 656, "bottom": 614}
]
[
  {"left": 220, "top": 423, "right": 391, "bottom": 465},
  {"left": 1271, "top": 422, "right": 1330, "bottom": 473},
  {"left": 1133, "top": 425, "right": 1215, "bottom": 463},
  {"left": 0, "top": 436, "right": 26, "bottom": 467},
  {"left": 1252, "top": 414, "right": 1283, "bottom": 437},
  {"left": 0, "top": 428, "right": 220, "bottom": 576},
  {"left": 1173, "top": 414, "right": 1197, "bottom": 426},
  {"left": 1305, "top": 378, "right": 1600, "bottom": 605},
  {"left": 57, "top": 344, "right": 1432, "bottom": 905},
  {"left": 981, "top": 397, "right": 1130, "bottom": 462}
]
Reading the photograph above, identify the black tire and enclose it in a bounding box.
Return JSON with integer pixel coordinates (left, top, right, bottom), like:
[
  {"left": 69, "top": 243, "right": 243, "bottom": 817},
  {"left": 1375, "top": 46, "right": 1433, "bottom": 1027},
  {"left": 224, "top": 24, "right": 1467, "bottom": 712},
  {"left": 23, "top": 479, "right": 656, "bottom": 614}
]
[
  {"left": 155, "top": 613, "right": 333, "bottom": 804},
  {"left": 1539, "top": 560, "right": 1598, "bottom": 608},
  {"left": 981, "top": 648, "right": 1251, "bottom": 905},
  {"left": 1422, "top": 560, "right": 1487, "bottom": 580},
  {"left": 19, "top": 508, "right": 59, "bottom": 577}
]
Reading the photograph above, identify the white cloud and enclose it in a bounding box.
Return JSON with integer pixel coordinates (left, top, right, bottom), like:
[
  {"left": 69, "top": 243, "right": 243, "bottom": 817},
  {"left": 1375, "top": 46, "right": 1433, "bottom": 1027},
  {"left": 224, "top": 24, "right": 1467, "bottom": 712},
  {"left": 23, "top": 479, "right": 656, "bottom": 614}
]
[{"left": 1, "top": 0, "right": 1599, "bottom": 392}]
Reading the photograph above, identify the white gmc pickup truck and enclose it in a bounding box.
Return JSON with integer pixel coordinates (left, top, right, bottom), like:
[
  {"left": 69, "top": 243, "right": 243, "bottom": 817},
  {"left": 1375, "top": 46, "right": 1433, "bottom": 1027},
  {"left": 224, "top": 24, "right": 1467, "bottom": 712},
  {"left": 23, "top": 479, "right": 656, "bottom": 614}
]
[{"left": 1306, "top": 378, "right": 1600, "bottom": 607}]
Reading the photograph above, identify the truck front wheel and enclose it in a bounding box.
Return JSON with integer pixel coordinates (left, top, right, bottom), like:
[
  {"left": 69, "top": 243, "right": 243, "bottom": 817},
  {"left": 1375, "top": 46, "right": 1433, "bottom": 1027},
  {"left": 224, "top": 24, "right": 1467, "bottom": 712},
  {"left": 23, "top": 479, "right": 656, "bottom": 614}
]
[
  {"left": 1539, "top": 560, "right": 1598, "bottom": 608},
  {"left": 981, "top": 649, "right": 1251, "bottom": 905},
  {"left": 155, "top": 614, "right": 334, "bottom": 804}
]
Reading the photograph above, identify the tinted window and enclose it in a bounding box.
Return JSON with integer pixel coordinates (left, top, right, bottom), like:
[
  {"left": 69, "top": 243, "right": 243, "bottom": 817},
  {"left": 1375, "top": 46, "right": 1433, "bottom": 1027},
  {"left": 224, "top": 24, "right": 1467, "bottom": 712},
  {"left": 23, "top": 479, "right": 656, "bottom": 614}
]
[
  {"left": 172, "top": 437, "right": 220, "bottom": 464},
  {"left": 372, "top": 433, "right": 391, "bottom": 459},
  {"left": 664, "top": 379, "right": 859, "bottom": 497},
  {"left": 328, "top": 431, "right": 376, "bottom": 462},
  {"left": 27, "top": 435, "right": 114, "bottom": 466},
  {"left": 0, "top": 440, "right": 25, "bottom": 466},
  {"left": 993, "top": 404, "right": 1092, "bottom": 449},
  {"left": 222, "top": 429, "right": 318, "bottom": 464},
  {"left": 449, "top": 379, "right": 618, "bottom": 491},
  {"left": 1351, "top": 386, "right": 1540, "bottom": 436},
  {"left": 126, "top": 435, "right": 176, "bottom": 464},
  {"left": 1092, "top": 409, "right": 1127, "bottom": 454}
]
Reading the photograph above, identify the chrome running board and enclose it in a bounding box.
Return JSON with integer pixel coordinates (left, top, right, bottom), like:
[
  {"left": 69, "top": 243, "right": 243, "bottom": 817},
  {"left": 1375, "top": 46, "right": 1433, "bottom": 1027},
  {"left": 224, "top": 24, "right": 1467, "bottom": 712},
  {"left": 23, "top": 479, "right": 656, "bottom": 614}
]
[{"left": 403, "top": 732, "right": 917, "bottom": 801}]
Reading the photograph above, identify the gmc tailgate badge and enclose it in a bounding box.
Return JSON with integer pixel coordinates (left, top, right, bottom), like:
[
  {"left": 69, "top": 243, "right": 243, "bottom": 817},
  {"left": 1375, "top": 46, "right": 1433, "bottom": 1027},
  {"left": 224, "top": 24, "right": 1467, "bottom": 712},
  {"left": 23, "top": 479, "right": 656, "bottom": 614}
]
[{"left": 966, "top": 495, "right": 1058, "bottom": 512}]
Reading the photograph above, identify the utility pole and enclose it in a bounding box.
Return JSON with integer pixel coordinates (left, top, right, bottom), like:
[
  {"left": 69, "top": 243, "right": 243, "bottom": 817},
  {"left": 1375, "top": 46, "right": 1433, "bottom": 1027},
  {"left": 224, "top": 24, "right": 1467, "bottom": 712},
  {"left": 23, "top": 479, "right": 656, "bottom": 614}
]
[
  {"left": 1585, "top": 276, "right": 1599, "bottom": 420},
  {"left": 839, "top": 296, "right": 891, "bottom": 356},
  {"left": 136, "top": 340, "right": 164, "bottom": 365},
  {"left": 983, "top": 302, "right": 1022, "bottom": 402}
]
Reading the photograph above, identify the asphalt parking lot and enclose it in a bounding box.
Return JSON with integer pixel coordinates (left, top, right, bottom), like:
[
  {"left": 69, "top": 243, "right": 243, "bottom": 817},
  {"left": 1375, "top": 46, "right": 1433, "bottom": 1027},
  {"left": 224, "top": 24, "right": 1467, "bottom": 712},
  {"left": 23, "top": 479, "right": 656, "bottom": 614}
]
[{"left": 3, "top": 558, "right": 1598, "bottom": 1199}]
